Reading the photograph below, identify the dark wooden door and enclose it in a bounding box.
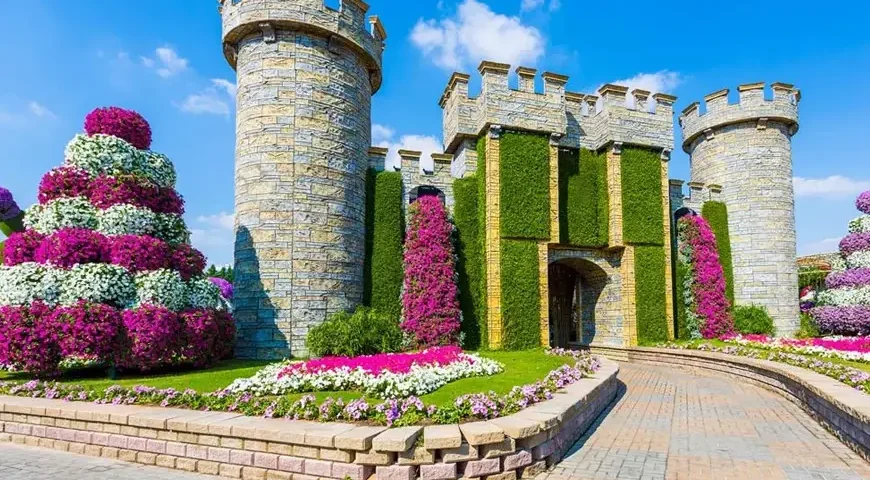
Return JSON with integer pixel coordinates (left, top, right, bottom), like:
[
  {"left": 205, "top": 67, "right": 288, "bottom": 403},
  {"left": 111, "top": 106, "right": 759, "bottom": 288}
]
[{"left": 548, "top": 263, "right": 576, "bottom": 348}]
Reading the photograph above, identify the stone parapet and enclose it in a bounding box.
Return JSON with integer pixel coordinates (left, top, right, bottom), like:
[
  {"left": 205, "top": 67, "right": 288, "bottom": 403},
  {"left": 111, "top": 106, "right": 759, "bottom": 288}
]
[
  {"left": 0, "top": 360, "right": 619, "bottom": 479},
  {"left": 440, "top": 61, "right": 675, "bottom": 153},
  {"left": 591, "top": 346, "right": 870, "bottom": 462}
]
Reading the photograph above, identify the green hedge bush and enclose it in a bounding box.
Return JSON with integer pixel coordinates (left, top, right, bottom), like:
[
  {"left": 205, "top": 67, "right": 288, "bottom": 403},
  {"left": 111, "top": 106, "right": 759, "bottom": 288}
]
[
  {"left": 307, "top": 307, "right": 404, "bottom": 357},
  {"left": 500, "top": 239, "right": 541, "bottom": 350},
  {"left": 454, "top": 175, "right": 483, "bottom": 350},
  {"left": 477, "top": 136, "right": 489, "bottom": 348},
  {"left": 635, "top": 245, "right": 669, "bottom": 343},
  {"left": 798, "top": 267, "right": 829, "bottom": 291},
  {"left": 621, "top": 147, "right": 663, "bottom": 246},
  {"left": 733, "top": 305, "right": 776, "bottom": 335},
  {"left": 675, "top": 258, "right": 689, "bottom": 340},
  {"left": 797, "top": 312, "right": 820, "bottom": 339},
  {"left": 558, "top": 149, "right": 608, "bottom": 247},
  {"left": 363, "top": 170, "right": 404, "bottom": 318},
  {"left": 701, "top": 201, "right": 735, "bottom": 303},
  {"left": 500, "top": 132, "right": 550, "bottom": 240}
]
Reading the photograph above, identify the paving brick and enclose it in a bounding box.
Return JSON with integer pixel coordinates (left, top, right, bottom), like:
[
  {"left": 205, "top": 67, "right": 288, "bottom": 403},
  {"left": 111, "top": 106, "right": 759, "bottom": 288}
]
[
  {"left": 253, "top": 451, "right": 279, "bottom": 469},
  {"left": 373, "top": 426, "right": 422, "bottom": 452},
  {"left": 503, "top": 450, "right": 532, "bottom": 470},
  {"left": 220, "top": 463, "right": 244, "bottom": 478},
  {"left": 376, "top": 465, "right": 416, "bottom": 480},
  {"left": 441, "top": 443, "right": 480, "bottom": 463},
  {"left": 198, "top": 459, "right": 220, "bottom": 475},
  {"left": 304, "top": 458, "right": 333, "bottom": 476},
  {"left": 421, "top": 462, "right": 459, "bottom": 480},
  {"left": 424, "top": 425, "right": 462, "bottom": 449},
  {"left": 398, "top": 446, "right": 436, "bottom": 465},
  {"left": 464, "top": 458, "right": 501, "bottom": 477},
  {"left": 278, "top": 455, "right": 304, "bottom": 472},
  {"left": 242, "top": 466, "right": 268, "bottom": 480},
  {"left": 459, "top": 423, "right": 504, "bottom": 446},
  {"left": 333, "top": 462, "right": 373, "bottom": 480}
]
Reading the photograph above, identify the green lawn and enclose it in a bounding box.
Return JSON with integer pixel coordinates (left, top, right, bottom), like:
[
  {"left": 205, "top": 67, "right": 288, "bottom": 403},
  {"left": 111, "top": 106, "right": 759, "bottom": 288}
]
[{"left": 0, "top": 350, "right": 575, "bottom": 407}]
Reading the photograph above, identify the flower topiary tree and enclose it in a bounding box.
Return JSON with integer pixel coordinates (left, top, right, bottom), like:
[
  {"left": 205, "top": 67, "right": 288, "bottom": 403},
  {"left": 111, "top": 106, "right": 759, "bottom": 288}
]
[
  {"left": 0, "top": 107, "right": 234, "bottom": 376},
  {"left": 812, "top": 191, "right": 870, "bottom": 335},
  {"left": 401, "top": 195, "right": 460, "bottom": 347},
  {"left": 676, "top": 213, "right": 734, "bottom": 339},
  {"left": 0, "top": 187, "right": 25, "bottom": 264}
]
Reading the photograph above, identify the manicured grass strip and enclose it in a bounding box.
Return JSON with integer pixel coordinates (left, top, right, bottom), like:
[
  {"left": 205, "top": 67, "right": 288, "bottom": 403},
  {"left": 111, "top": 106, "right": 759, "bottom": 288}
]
[
  {"left": 701, "top": 201, "right": 734, "bottom": 304},
  {"left": 499, "top": 132, "right": 550, "bottom": 240},
  {"left": 621, "top": 147, "right": 663, "bottom": 246}
]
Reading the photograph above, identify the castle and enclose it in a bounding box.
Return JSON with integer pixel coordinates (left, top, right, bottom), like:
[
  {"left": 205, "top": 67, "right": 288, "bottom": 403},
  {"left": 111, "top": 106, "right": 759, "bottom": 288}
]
[{"left": 219, "top": 0, "right": 801, "bottom": 358}]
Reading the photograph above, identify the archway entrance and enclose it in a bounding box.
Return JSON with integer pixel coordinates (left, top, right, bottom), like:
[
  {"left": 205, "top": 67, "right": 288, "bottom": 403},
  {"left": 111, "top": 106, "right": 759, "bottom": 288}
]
[
  {"left": 409, "top": 185, "right": 445, "bottom": 205},
  {"left": 548, "top": 258, "right": 609, "bottom": 348}
]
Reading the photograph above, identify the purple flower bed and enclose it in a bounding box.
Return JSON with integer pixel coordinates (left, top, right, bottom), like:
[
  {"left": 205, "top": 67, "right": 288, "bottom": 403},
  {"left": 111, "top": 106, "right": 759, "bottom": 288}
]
[
  {"left": 37, "top": 167, "right": 92, "bottom": 204},
  {"left": 209, "top": 277, "right": 233, "bottom": 299},
  {"left": 678, "top": 215, "right": 734, "bottom": 338},
  {"left": 84, "top": 107, "right": 152, "bottom": 150},
  {"left": 34, "top": 228, "right": 106, "bottom": 268},
  {"left": 3, "top": 230, "right": 45, "bottom": 266},
  {"left": 811, "top": 305, "right": 870, "bottom": 336},
  {"left": 857, "top": 191, "right": 870, "bottom": 215},
  {"left": 104, "top": 235, "right": 170, "bottom": 272},
  {"left": 0, "top": 187, "right": 22, "bottom": 222},
  {"left": 401, "top": 196, "right": 460, "bottom": 347},
  {"left": 826, "top": 268, "right": 870, "bottom": 289},
  {"left": 839, "top": 232, "right": 870, "bottom": 256}
]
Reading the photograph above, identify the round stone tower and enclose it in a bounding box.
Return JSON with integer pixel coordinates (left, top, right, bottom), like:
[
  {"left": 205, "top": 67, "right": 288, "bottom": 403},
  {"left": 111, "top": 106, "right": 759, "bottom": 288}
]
[
  {"left": 680, "top": 83, "right": 801, "bottom": 335},
  {"left": 219, "top": 0, "right": 386, "bottom": 358}
]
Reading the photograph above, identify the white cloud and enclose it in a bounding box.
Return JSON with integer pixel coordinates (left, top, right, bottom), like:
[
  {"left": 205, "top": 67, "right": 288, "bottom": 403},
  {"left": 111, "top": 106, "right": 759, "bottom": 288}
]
[
  {"left": 190, "top": 212, "right": 235, "bottom": 266},
  {"left": 548, "top": 0, "right": 561, "bottom": 11},
  {"left": 178, "top": 79, "right": 236, "bottom": 117},
  {"left": 197, "top": 212, "right": 235, "bottom": 231},
  {"left": 799, "top": 237, "right": 841, "bottom": 256},
  {"left": 794, "top": 176, "right": 870, "bottom": 199},
  {"left": 604, "top": 71, "right": 682, "bottom": 111},
  {"left": 372, "top": 124, "right": 395, "bottom": 144},
  {"left": 28, "top": 102, "right": 56, "bottom": 119},
  {"left": 0, "top": 101, "right": 57, "bottom": 125},
  {"left": 521, "top": 0, "right": 560, "bottom": 12},
  {"left": 411, "top": 0, "right": 545, "bottom": 70},
  {"left": 375, "top": 130, "right": 443, "bottom": 172},
  {"left": 142, "top": 47, "right": 188, "bottom": 78}
]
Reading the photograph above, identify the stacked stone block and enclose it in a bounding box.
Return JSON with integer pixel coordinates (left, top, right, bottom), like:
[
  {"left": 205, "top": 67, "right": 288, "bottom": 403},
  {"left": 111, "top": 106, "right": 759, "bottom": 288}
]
[
  {"left": 680, "top": 82, "right": 801, "bottom": 335},
  {"left": 220, "top": 0, "right": 386, "bottom": 358}
]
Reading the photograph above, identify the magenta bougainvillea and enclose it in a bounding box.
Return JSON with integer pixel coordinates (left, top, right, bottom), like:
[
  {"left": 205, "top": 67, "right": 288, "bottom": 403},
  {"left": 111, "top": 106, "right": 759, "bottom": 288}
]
[
  {"left": 180, "top": 309, "right": 235, "bottom": 367},
  {"left": 3, "top": 230, "right": 45, "bottom": 266},
  {"left": 0, "top": 302, "right": 60, "bottom": 376},
  {"left": 84, "top": 107, "right": 152, "bottom": 150},
  {"left": 50, "top": 301, "right": 124, "bottom": 363},
  {"left": 677, "top": 214, "right": 734, "bottom": 339},
  {"left": 34, "top": 228, "right": 106, "bottom": 268},
  {"left": 401, "top": 196, "right": 460, "bottom": 347},
  {"left": 37, "top": 167, "right": 92, "bottom": 204},
  {"left": 121, "top": 305, "right": 183, "bottom": 371},
  {"left": 104, "top": 235, "right": 171, "bottom": 272}
]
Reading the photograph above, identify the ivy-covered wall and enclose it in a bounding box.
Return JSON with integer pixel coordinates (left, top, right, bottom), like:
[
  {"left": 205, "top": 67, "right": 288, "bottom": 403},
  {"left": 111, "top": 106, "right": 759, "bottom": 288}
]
[
  {"left": 501, "top": 239, "right": 541, "bottom": 350},
  {"left": 621, "top": 147, "right": 664, "bottom": 246},
  {"left": 476, "top": 136, "right": 488, "bottom": 349},
  {"left": 558, "top": 148, "right": 609, "bottom": 247},
  {"left": 701, "top": 201, "right": 735, "bottom": 304},
  {"left": 454, "top": 175, "right": 483, "bottom": 350},
  {"left": 500, "top": 132, "right": 550, "bottom": 240},
  {"left": 635, "top": 245, "right": 669, "bottom": 343},
  {"left": 362, "top": 169, "right": 404, "bottom": 319},
  {"left": 675, "top": 256, "right": 689, "bottom": 339}
]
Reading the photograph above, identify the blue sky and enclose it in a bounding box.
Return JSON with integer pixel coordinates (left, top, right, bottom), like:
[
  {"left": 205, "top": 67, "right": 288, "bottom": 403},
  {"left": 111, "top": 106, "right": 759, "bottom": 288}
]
[{"left": 1, "top": 0, "right": 868, "bottom": 265}]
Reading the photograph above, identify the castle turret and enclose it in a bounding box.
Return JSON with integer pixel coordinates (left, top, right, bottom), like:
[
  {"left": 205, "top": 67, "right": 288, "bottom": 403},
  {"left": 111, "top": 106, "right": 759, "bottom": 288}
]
[
  {"left": 220, "top": 0, "right": 386, "bottom": 358},
  {"left": 680, "top": 82, "right": 801, "bottom": 335}
]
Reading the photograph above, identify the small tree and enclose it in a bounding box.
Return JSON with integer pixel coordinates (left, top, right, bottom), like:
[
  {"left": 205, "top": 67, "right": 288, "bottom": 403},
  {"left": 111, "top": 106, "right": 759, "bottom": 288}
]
[{"left": 401, "top": 196, "right": 460, "bottom": 347}]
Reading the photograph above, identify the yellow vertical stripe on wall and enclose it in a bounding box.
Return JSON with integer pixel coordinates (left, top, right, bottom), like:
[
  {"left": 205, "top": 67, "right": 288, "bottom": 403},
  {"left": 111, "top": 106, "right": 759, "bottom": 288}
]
[
  {"left": 606, "top": 144, "right": 624, "bottom": 248},
  {"left": 538, "top": 242, "right": 550, "bottom": 348},
  {"left": 485, "top": 129, "right": 503, "bottom": 349},
  {"left": 621, "top": 245, "right": 638, "bottom": 347},
  {"left": 661, "top": 155, "right": 675, "bottom": 340}
]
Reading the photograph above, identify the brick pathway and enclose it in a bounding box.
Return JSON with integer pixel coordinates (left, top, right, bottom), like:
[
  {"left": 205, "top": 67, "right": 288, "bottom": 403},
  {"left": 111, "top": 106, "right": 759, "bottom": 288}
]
[
  {"left": 0, "top": 442, "right": 218, "bottom": 479},
  {"left": 542, "top": 363, "right": 870, "bottom": 480}
]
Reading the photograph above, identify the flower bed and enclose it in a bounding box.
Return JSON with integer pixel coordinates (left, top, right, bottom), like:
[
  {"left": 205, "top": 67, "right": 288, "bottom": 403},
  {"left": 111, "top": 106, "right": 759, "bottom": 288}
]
[
  {"left": 0, "top": 349, "right": 600, "bottom": 427},
  {"left": 225, "top": 347, "right": 503, "bottom": 398},
  {"left": 721, "top": 334, "right": 870, "bottom": 363}
]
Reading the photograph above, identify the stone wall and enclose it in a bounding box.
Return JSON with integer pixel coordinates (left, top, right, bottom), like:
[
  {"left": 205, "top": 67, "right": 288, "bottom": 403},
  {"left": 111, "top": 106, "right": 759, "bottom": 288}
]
[
  {"left": 0, "top": 360, "right": 620, "bottom": 480},
  {"left": 680, "top": 83, "right": 801, "bottom": 335},
  {"left": 222, "top": 0, "right": 385, "bottom": 358}
]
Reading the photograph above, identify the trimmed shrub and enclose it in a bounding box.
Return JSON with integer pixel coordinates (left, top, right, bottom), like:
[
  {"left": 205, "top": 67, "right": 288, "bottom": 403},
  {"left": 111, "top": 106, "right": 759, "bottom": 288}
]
[
  {"left": 477, "top": 136, "right": 489, "bottom": 349},
  {"left": 797, "top": 312, "right": 820, "bottom": 339},
  {"left": 120, "top": 305, "right": 184, "bottom": 371},
  {"left": 675, "top": 258, "right": 689, "bottom": 340},
  {"left": 499, "top": 132, "right": 550, "bottom": 240},
  {"left": 0, "top": 302, "right": 60, "bottom": 376},
  {"left": 621, "top": 147, "right": 663, "bottom": 245},
  {"left": 635, "top": 245, "right": 669, "bottom": 343},
  {"left": 180, "top": 309, "right": 236, "bottom": 368},
  {"left": 50, "top": 301, "right": 124, "bottom": 363},
  {"left": 733, "top": 305, "right": 775, "bottom": 335},
  {"left": 454, "top": 175, "right": 482, "bottom": 350},
  {"left": 84, "top": 106, "right": 152, "bottom": 150},
  {"left": 501, "top": 239, "right": 541, "bottom": 350},
  {"left": 363, "top": 170, "right": 404, "bottom": 319},
  {"left": 701, "top": 201, "right": 734, "bottom": 303},
  {"left": 558, "top": 149, "right": 608, "bottom": 247},
  {"left": 307, "top": 307, "right": 403, "bottom": 358},
  {"left": 402, "top": 196, "right": 461, "bottom": 347}
]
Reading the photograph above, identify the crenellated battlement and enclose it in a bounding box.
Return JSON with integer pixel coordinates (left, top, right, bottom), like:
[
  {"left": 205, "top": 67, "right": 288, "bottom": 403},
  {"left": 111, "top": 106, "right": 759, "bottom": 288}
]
[
  {"left": 440, "top": 60, "right": 676, "bottom": 154},
  {"left": 219, "top": 0, "right": 386, "bottom": 91},
  {"left": 680, "top": 82, "right": 800, "bottom": 152}
]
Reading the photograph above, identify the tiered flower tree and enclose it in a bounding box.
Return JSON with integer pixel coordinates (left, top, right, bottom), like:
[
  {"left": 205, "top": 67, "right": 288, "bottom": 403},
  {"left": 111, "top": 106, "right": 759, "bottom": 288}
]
[
  {"left": 676, "top": 214, "right": 734, "bottom": 338},
  {"left": 812, "top": 191, "right": 870, "bottom": 335},
  {"left": 0, "top": 107, "right": 234, "bottom": 376},
  {"left": 401, "top": 195, "right": 460, "bottom": 347}
]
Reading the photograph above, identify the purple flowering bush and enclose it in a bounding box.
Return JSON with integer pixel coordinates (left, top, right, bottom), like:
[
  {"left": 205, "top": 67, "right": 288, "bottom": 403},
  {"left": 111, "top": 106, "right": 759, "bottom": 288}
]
[
  {"left": 857, "top": 191, "right": 870, "bottom": 215},
  {"left": 0, "top": 302, "right": 60, "bottom": 376},
  {"left": 104, "top": 235, "right": 170, "bottom": 272},
  {"left": 170, "top": 244, "right": 207, "bottom": 280},
  {"left": 34, "top": 228, "right": 106, "bottom": 268},
  {"left": 180, "top": 309, "right": 235, "bottom": 367},
  {"left": 3, "top": 230, "right": 45, "bottom": 266},
  {"left": 84, "top": 107, "right": 152, "bottom": 150},
  {"left": 401, "top": 196, "right": 461, "bottom": 347},
  {"left": 90, "top": 175, "right": 184, "bottom": 215},
  {"left": 121, "top": 305, "right": 183, "bottom": 371},
  {"left": 0, "top": 186, "right": 22, "bottom": 222},
  {"left": 50, "top": 301, "right": 124, "bottom": 363},
  {"left": 209, "top": 277, "right": 233, "bottom": 300},
  {"left": 37, "top": 167, "right": 92, "bottom": 204}
]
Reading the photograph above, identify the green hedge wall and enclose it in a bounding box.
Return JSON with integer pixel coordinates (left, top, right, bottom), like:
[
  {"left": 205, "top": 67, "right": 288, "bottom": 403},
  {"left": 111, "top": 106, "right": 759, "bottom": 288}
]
[
  {"left": 362, "top": 169, "right": 404, "bottom": 319},
  {"left": 701, "top": 201, "right": 735, "bottom": 304},
  {"left": 675, "top": 258, "right": 689, "bottom": 340},
  {"left": 635, "top": 245, "right": 669, "bottom": 343},
  {"left": 621, "top": 147, "right": 663, "bottom": 246},
  {"left": 501, "top": 239, "right": 541, "bottom": 350},
  {"left": 500, "top": 132, "right": 550, "bottom": 240},
  {"left": 477, "top": 136, "right": 489, "bottom": 349},
  {"left": 454, "top": 175, "right": 483, "bottom": 350},
  {"left": 558, "top": 148, "right": 608, "bottom": 247}
]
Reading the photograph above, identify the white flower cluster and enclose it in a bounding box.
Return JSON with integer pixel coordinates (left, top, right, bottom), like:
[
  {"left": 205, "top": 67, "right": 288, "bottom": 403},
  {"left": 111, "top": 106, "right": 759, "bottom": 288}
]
[
  {"left": 25, "top": 197, "right": 97, "bottom": 234},
  {"left": 817, "top": 285, "right": 870, "bottom": 307},
  {"left": 831, "top": 255, "right": 848, "bottom": 272},
  {"left": 849, "top": 215, "right": 870, "bottom": 234},
  {"left": 97, "top": 204, "right": 155, "bottom": 236},
  {"left": 59, "top": 264, "right": 136, "bottom": 307},
  {"left": 0, "top": 263, "right": 58, "bottom": 306},
  {"left": 152, "top": 213, "right": 191, "bottom": 246},
  {"left": 725, "top": 335, "right": 870, "bottom": 363},
  {"left": 225, "top": 354, "right": 504, "bottom": 398},
  {"left": 187, "top": 277, "right": 224, "bottom": 310},
  {"left": 135, "top": 269, "right": 188, "bottom": 311},
  {"left": 846, "top": 251, "right": 870, "bottom": 269},
  {"left": 63, "top": 133, "right": 177, "bottom": 188}
]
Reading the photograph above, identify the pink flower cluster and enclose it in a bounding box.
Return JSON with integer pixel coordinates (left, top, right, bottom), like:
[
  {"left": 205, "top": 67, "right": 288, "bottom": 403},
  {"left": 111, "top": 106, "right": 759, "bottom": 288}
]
[
  {"left": 279, "top": 346, "right": 466, "bottom": 377},
  {"left": 84, "top": 107, "right": 152, "bottom": 150},
  {"left": 723, "top": 333, "right": 870, "bottom": 354},
  {"left": 3, "top": 230, "right": 45, "bottom": 266},
  {"left": 39, "top": 168, "right": 184, "bottom": 215},
  {"left": 37, "top": 167, "right": 93, "bottom": 204},
  {"left": 104, "top": 235, "right": 171, "bottom": 272},
  {"left": 35, "top": 228, "right": 105, "bottom": 268},
  {"left": 180, "top": 309, "right": 236, "bottom": 368},
  {"left": 401, "top": 196, "right": 460, "bottom": 347},
  {"left": 169, "top": 244, "right": 207, "bottom": 280},
  {"left": 679, "top": 215, "right": 734, "bottom": 338},
  {"left": 52, "top": 301, "right": 125, "bottom": 363},
  {"left": 0, "top": 302, "right": 60, "bottom": 375}
]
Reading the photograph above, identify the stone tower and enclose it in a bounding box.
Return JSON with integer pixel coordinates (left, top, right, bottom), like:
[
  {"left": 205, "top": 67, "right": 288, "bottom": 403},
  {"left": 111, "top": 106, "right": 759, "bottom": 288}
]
[
  {"left": 680, "top": 83, "right": 801, "bottom": 335},
  {"left": 219, "top": 0, "right": 387, "bottom": 358}
]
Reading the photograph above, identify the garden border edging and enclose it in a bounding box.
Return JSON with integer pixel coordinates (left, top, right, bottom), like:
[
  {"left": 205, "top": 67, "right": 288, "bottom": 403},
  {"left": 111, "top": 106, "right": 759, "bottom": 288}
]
[
  {"left": 591, "top": 346, "right": 870, "bottom": 461},
  {"left": 0, "top": 359, "right": 619, "bottom": 480}
]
